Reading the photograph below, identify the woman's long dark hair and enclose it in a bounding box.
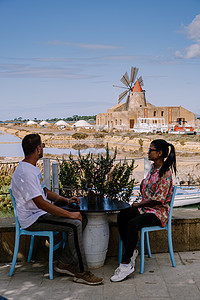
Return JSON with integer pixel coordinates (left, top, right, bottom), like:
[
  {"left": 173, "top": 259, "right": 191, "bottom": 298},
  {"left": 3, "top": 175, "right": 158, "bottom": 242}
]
[{"left": 151, "top": 139, "right": 176, "bottom": 178}]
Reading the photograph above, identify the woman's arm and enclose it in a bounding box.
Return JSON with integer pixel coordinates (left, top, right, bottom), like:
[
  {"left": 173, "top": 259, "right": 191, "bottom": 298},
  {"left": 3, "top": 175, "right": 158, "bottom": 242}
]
[
  {"left": 150, "top": 172, "right": 172, "bottom": 204},
  {"left": 132, "top": 199, "right": 162, "bottom": 208},
  {"left": 133, "top": 171, "right": 172, "bottom": 208}
]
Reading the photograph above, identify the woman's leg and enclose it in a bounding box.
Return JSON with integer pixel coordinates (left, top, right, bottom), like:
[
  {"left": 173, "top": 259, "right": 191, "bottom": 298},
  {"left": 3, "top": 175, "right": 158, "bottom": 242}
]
[
  {"left": 117, "top": 207, "right": 140, "bottom": 250},
  {"left": 122, "top": 213, "right": 161, "bottom": 263}
]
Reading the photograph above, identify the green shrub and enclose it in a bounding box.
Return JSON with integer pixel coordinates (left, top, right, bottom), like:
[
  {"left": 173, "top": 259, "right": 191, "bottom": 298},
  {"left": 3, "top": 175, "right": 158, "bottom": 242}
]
[
  {"left": 179, "top": 139, "right": 186, "bottom": 146},
  {"left": 72, "top": 132, "right": 89, "bottom": 139},
  {"left": 0, "top": 164, "right": 18, "bottom": 211},
  {"left": 59, "top": 146, "right": 136, "bottom": 202},
  {"left": 0, "top": 177, "right": 13, "bottom": 211},
  {"left": 139, "top": 138, "right": 143, "bottom": 147},
  {"left": 93, "top": 132, "right": 105, "bottom": 138}
]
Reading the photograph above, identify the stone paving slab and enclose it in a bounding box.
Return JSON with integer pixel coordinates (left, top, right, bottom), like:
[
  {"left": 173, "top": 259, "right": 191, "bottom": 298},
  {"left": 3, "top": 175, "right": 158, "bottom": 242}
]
[{"left": 0, "top": 251, "right": 200, "bottom": 300}]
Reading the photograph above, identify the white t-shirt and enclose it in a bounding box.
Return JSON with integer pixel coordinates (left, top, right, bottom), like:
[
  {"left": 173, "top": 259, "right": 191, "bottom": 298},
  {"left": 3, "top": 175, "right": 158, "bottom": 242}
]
[{"left": 11, "top": 161, "right": 48, "bottom": 229}]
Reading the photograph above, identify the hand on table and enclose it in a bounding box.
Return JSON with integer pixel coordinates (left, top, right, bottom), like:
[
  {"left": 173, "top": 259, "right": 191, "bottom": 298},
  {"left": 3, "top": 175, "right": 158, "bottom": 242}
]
[
  {"left": 132, "top": 202, "right": 140, "bottom": 208},
  {"left": 71, "top": 212, "right": 82, "bottom": 222},
  {"left": 68, "top": 196, "right": 81, "bottom": 205}
]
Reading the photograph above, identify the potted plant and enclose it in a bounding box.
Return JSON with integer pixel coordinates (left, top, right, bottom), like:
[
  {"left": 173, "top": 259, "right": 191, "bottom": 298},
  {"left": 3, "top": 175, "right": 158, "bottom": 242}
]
[{"left": 59, "top": 145, "right": 136, "bottom": 203}]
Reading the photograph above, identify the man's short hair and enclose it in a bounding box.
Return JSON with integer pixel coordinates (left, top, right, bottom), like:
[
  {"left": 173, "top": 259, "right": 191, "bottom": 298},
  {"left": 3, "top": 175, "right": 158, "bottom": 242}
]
[{"left": 22, "top": 134, "right": 41, "bottom": 156}]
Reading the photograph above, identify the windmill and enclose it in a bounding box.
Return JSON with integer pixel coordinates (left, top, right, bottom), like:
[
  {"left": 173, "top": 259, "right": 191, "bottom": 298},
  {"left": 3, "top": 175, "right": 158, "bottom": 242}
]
[{"left": 113, "top": 66, "right": 144, "bottom": 110}]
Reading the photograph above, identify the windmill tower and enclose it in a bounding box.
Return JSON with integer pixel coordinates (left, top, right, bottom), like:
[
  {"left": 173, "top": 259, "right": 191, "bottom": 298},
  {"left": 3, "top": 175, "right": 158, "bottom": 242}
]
[{"left": 114, "top": 66, "right": 146, "bottom": 111}]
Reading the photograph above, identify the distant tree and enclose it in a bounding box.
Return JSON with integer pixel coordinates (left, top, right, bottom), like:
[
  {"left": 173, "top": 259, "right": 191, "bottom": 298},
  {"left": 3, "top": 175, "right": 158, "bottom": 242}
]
[
  {"left": 73, "top": 115, "right": 79, "bottom": 121},
  {"left": 65, "top": 117, "right": 73, "bottom": 121},
  {"left": 43, "top": 115, "right": 96, "bottom": 122},
  {"left": 14, "top": 117, "right": 22, "bottom": 121}
]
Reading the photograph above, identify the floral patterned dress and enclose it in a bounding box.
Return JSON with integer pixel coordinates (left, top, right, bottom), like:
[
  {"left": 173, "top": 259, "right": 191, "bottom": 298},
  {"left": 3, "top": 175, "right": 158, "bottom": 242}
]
[{"left": 139, "top": 164, "right": 173, "bottom": 227}]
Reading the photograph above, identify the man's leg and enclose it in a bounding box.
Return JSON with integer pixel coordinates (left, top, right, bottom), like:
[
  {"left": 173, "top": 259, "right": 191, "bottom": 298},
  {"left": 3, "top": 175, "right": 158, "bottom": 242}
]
[{"left": 26, "top": 213, "right": 87, "bottom": 273}]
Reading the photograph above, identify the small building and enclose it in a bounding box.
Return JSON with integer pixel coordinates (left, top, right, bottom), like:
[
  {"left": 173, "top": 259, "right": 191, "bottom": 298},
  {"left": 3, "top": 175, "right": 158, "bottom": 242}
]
[
  {"left": 40, "top": 121, "right": 49, "bottom": 126},
  {"left": 72, "top": 120, "right": 93, "bottom": 129},
  {"left": 26, "top": 120, "right": 37, "bottom": 126},
  {"left": 55, "top": 120, "right": 70, "bottom": 127},
  {"left": 96, "top": 79, "right": 195, "bottom": 131}
]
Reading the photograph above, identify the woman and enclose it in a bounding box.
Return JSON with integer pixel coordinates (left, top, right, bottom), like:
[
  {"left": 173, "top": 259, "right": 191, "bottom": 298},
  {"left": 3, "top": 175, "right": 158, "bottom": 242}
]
[{"left": 110, "top": 139, "right": 176, "bottom": 282}]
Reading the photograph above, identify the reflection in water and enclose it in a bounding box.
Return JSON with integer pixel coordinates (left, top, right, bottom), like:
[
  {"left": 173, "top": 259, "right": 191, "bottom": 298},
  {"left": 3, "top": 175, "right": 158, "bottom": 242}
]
[
  {"left": 44, "top": 147, "right": 109, "bottom": 156},
  {"left": 0, "top": 131, "right": 110, "bottom": 157}
]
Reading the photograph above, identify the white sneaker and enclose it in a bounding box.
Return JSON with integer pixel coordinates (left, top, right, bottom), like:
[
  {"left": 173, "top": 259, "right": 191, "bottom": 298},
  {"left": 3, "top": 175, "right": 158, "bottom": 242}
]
[
  {"left": 131, "top": 249, "right": 138, "bottom": 267},
  {"left": 110, "top": 263, "right": 135, "bottom": 282}
]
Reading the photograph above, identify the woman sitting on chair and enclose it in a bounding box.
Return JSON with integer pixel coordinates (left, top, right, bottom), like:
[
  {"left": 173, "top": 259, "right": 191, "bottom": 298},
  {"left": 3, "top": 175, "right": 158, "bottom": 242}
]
[{"left": 110, "top": 139, "right": 176, "bottom": 282}]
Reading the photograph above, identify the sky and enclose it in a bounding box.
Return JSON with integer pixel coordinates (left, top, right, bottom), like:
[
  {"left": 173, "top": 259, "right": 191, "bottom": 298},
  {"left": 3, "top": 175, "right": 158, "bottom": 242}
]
[{"left": 0, "top": 0, "right": 200, "bottom": 121}]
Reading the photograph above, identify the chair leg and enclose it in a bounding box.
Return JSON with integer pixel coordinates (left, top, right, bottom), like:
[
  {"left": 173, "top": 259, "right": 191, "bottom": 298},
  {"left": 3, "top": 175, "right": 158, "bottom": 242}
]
[
  {"left": 145, "top": 231, "right": 152, "bottom": 258},
  {"left": 9, "top": 231, "right": 20, "bottom": 276},
  {"left": 167, "top": 228, "right": 176, "bottom": 267},
  {"left": 118, "top": 235, "right": 123, "bottom": 265},
  {"left": 62, "top": 232, "right": 66, "bottom": 249},
  {"left": 49, "top": 234, "right": 54, "bottom": 280},
  {"left": 140, "top": 229, "right": 145, "bottom": 274},
  {"left": 27, "top": 235, "right": 35, "bottom": 262}
]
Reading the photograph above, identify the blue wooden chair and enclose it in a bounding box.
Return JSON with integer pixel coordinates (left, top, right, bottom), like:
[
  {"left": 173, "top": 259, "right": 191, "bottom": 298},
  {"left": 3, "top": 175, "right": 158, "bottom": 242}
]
[
  {"left": 118, "top": 185, "right": 177, "bottom": 274},
  {"left": 9, "top": 189, "right": 66, "bottom": 280}
]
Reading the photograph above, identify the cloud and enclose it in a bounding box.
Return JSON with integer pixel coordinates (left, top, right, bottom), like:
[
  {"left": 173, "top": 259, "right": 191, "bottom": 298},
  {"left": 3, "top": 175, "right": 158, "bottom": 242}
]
[
  {"left": 46, "top": 40, "right": 121, "bottom": 50},
  {"left": 174, "top": 14, "right": 200, "bottom": 59},
  {"left": 184, "top": 14, "right": 200, "bottom": 42},
  {"left": 0, "top": 63, "right": 98, "bottom": 79}
]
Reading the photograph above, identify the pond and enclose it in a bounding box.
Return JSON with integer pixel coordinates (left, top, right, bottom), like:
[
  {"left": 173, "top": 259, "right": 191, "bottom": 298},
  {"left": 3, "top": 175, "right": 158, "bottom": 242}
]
[{"left": 0, "top": 131, "right": 108, "bottom": 157}]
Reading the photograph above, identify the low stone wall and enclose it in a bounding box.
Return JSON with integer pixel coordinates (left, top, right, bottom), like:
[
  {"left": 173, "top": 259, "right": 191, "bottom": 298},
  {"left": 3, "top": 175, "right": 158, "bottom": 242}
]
[
  {"left": 1, "top": 209, "right": 200, "bottom": 264},
  {"left": 108, "top": 209, "right": 200, "bottom": 257}
]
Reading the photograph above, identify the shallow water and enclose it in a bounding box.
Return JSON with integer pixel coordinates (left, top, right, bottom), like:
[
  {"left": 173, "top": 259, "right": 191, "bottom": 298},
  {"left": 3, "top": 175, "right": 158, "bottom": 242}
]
[
  {"left": 0, "top": 131, "right": 23, "bottom": 157},
  {"left": 0, "top": 131, "right": 108, "bottom": 157}
]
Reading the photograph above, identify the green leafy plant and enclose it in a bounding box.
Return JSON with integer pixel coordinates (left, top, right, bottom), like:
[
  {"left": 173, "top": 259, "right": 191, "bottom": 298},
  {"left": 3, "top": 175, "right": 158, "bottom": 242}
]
[
  {"left": 59, "top": 154, "right": 80, "bottom": 197},
  {"left": 0, "top": 175, "right": 13, "bottom": 211},
  {"left": 59, "top": 146, "right": 136, "bottom": 202}
]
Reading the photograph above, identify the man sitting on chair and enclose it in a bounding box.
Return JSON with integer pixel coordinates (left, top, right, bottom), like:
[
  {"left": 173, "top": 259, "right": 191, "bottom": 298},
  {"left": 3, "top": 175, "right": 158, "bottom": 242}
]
[{"left": 11, "top": 133, "right": 103, "bottom": 285}]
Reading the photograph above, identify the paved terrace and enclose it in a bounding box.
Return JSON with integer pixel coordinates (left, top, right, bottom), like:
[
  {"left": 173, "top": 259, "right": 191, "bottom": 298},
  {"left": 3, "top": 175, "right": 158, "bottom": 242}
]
[
  {"left": 1, "top": 251, "right": 200, "bottom": 300},
  {"left": 1, "top": 208, "right": 200, "bottom": 299}
]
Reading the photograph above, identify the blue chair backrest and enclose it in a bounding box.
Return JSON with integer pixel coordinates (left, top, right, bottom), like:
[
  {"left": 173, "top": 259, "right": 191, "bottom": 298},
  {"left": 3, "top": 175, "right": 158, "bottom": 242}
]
[
  {"left": 9, "top": 189, "right": 21, "bottom": 232},
  {"left": 167, "top": 185, "right": 177, "bottom": 224}
]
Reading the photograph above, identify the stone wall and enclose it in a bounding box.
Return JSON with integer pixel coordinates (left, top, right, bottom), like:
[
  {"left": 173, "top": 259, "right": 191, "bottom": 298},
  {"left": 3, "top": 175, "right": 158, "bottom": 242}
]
[{"left": 1, "top": 209, "right": 200, "bottom": 264}]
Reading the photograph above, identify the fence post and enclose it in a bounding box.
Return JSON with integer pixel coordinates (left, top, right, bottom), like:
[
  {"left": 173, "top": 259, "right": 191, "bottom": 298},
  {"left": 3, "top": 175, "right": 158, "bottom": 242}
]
[
  {"left": 43, "top": 158, "right": 51, "bottom": 190},
  {"left": 144, "top": 157, "right": 151, "bottom": 178},
  {"left": 52, "top": 161, "right": 59, "bottom": 194}
]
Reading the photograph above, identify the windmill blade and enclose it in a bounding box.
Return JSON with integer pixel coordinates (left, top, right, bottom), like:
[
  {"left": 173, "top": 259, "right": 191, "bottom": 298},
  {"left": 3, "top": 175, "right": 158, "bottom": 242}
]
[
  {"left": 125, "top": 94, "right": 130, "bottom": 110},
  {"left": 113, "top": 84, "right": 129, "bottom": 89},
  {"left": 138, "top": 76, "right": 144, "bottom": 86},
  {"left": 130, "top": 67, "right": 139, "bottom": 83},
  {"left": 120, "top": 72, "right": 130, "bottom": 87},
  {"left": 118, "top": 90, "right": 128, "bottom": 103}
]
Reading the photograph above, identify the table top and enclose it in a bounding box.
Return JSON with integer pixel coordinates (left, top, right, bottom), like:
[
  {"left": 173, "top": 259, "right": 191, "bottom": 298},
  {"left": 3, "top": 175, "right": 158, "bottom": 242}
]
[{"left": 59, "top": 197, "right": 130, "bottom": 213}]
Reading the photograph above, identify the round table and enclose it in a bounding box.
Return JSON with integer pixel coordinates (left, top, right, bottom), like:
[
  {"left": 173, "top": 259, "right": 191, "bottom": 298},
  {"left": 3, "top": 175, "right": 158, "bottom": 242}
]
[{"left": 69, "top": 197, "right": 130, "bottom": 268}]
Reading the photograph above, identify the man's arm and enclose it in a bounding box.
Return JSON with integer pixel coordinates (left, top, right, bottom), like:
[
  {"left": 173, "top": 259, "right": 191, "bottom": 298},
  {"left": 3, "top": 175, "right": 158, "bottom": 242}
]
[
  {"left": 46, "top": 188, "right": 80, "bottom": 205},
  {"left": 32, "top": 195, "right": 82, "bottom": 221}
]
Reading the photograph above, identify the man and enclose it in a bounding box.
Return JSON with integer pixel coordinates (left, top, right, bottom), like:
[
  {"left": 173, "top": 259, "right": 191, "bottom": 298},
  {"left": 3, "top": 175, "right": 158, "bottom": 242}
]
[{"left": 11, "top": 133, "right": 103, "bottom": 285}]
